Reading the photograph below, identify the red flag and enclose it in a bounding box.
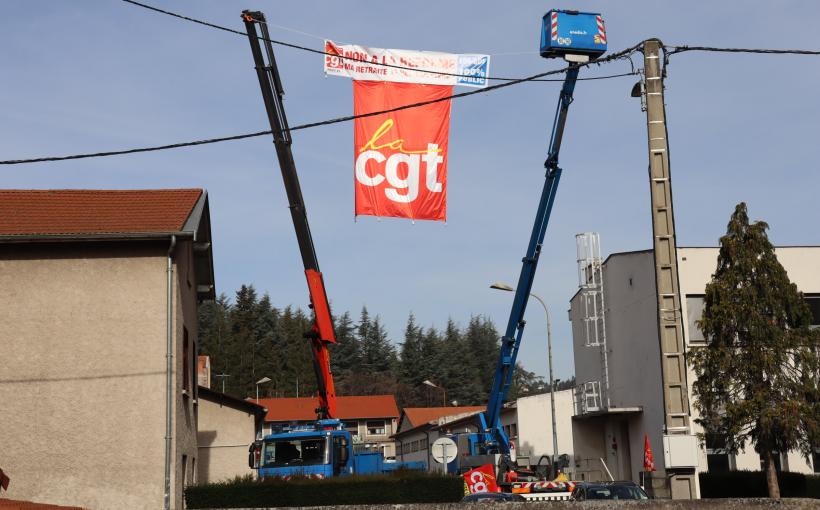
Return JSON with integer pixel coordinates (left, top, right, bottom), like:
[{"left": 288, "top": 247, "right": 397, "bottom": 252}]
[
  {"left": 643, "top": 433, "right": 656, "bottom": 472},
  {"left": 353, "top": 80, "right": 451, "bottom": 221},
  {"left": 463, "top": 464, "right": 499, "bottom": 494}
]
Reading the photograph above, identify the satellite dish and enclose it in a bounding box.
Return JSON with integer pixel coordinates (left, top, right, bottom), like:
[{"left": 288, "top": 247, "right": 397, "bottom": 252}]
[{"left": 431, "top": 437, "right": 458, "bottom": 464}]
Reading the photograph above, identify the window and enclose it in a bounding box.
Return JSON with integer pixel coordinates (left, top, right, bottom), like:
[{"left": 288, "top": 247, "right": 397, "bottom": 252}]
[
  {"left": 182, "top": 455, "right": 188, "bottom": 487},
  {"left": 183, "top": 328, "right": 190, "bottom": 392},
  {"left": 420, "top": 437, "right": 428, "bottom": 451},
  {"left": 366, "top": 420, "right": 386, "bottom": 436},
  {"left": 759, "top": 452, "right": 786, "bottom": 472},
  {"left": 686, "top": 295, "right": 706, "bottom": 344},
  {"left": 705, "top": 433, "right": 734, "bottom": 473},
  {"left": 396, "top": 443, "right": 403, "bottom": 456},
  {"left": 262, "top": 438, "right": 328, "bottom": 467},
  {"left": 805, "top": 295, "right": 820, "bottom": 328},
  {"left": 192, "top": 340, "right": 198, "bottom": 399}
]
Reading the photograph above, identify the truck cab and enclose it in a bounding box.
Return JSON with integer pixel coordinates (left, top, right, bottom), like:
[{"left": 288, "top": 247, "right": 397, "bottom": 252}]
[{"left": 251, "top": 421, "right": 353, "bottom": 479}]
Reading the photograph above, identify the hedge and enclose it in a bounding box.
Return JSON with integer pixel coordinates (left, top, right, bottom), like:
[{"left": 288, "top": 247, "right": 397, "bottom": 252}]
[
  {"left": 699, "top": 470, "right": 820, "bottom": 498},
  {"left": 185, "top": 471, "right": 464, "bottom": 508}
]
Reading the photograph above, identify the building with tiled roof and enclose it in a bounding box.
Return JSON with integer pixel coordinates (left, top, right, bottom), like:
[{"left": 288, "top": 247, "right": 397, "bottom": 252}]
[
  {"left": 398, "top": 406, "right": 485, "bottom": 433},
  {"left": 255, "top": 395, "right": 401, "bottom": 458},
  {"left": 0, "top": 189, "right": 214, "bottom": 510},
  {"left": 392, "top": 406, "right": 488, "bottom": 473}
]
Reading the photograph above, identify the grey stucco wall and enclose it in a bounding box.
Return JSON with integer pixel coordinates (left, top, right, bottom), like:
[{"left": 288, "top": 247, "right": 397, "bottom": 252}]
[
  {"left": 0, "top": 241, "right": 199, "bottom": 509},
  {"left": 175, "top": 239, "right": 201, "bottom": 506},
  {"left": 197, "top": 397, "right": 258, "bottom": 484}
]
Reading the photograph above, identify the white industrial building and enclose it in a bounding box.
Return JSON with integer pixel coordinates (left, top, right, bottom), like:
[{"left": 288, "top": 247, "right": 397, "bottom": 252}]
[
  {"left": 570, "top": 245, "right": 820, "bottom": 496},
  {"left": 510, "top": 390, "right": 575, "bottom": 470}
]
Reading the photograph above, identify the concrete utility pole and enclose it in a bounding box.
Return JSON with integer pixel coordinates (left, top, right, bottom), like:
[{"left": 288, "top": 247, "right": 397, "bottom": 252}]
[{"left": 641, "top": 39, "right": 695, "bottom": 499}]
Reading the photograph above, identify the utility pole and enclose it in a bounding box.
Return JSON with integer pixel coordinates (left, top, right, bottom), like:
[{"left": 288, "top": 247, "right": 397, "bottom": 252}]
[{"left": 641, "top": 39, "right": 695, "bottom": 499}]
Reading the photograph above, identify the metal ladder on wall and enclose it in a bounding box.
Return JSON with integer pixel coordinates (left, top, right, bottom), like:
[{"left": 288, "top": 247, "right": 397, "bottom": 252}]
[{"left": 576, "top": 232, "right": 610, "bottom": 411}]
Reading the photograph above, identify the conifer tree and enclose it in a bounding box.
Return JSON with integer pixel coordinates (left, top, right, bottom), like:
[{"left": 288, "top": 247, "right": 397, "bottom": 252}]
[
  {"left": 437, "top": 318, "right": 465, "bottom": 405},
  {"left": 228, "top": 285, "right": 260, "bottom": 396},
  {"left": 253, "top": 294, "right": 278, "bottom": 398},
  {"left": 198, "top": 293, "right": 231, "bottom": 390},
  {"left": 691, "top": 203, "right": 820, "bottom": 498},
  {"left": 399, "top": 313, "right": 424, "bottom": 386},
  {"left": 464, "top": 316, "right": 501, "bottom": 404},
  {"left": 329, "top": 311, "right": 360, "bottom": 394}
]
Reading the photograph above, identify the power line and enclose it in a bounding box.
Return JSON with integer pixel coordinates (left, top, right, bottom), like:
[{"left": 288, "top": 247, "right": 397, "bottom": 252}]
[
  {"left": 0, "top": 44, "right": 641, "bottom": 166},
  {"left": 666, "top": 45, "right": 820, "bottom": 56},
  {"left": 121, "top": 0, "right": 633, "bottom": 83},
  {"left": 0, "top": 131, "right": 273, "bottom": 165}
]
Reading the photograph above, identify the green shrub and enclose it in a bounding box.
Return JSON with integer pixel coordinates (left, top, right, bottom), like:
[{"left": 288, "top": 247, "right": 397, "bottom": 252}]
[
  {"left": 699, "top": 470, "right": 819, "bottom": 498},
  {"left": 807, "top": 474, "right": 820, "bottom": 499},
  {"left": 185, "top": 471, "right": 463, "bottom": 509}
]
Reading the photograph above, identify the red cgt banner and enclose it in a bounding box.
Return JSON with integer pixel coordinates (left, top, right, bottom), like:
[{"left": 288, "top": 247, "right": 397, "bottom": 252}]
[
  {"left": 463, "top": 464, "right": 499, "bottom": 495},
  {"left": 353, "top": 80, "right": 452, "bottom": 222}
]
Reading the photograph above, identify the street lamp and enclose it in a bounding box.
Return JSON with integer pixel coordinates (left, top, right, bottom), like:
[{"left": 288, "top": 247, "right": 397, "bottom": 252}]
[
  {"left": 422, "top": 380, "right": 446, "bottom": 407},
  {"left": 256, "top": 376, "right": 272, "bottom": 401},
  {"left": 490, "top": 281, "right": 560, "bottom": 462}
]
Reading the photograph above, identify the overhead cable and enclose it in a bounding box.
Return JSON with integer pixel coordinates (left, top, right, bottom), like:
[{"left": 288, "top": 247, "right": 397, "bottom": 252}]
[
  {"left": 0, "top": 44, "right": 641, "bottom": 166},
  {"left": 666, "top": 45, "right": 820, "bottom": 56},
  {"left": 120, "top": 0, "right": 634, "bottom": 83}
]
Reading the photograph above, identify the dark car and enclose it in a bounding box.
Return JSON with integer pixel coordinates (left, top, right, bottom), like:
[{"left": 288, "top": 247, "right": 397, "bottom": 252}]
[
  {"left": 570, "top": 481, "right": 650, "bottom": 501},
  {"left": 462, "top": 492, "right": 527, "bottom": 503}
]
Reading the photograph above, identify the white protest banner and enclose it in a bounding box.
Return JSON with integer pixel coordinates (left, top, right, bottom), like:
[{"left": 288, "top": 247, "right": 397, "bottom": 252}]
[{"left": 323, "top": 40, "right": 490, "bottom": 88}]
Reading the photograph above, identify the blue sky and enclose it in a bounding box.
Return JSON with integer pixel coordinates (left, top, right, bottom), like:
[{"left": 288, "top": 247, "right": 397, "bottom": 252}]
[{"left": 3, "top": 2, "right": 819, "bottom": 382}]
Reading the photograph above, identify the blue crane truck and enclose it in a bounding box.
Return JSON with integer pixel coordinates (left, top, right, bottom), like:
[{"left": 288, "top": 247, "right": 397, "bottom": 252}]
[{"left": 250, "top": 420, "right": 424, "bottom": 479}]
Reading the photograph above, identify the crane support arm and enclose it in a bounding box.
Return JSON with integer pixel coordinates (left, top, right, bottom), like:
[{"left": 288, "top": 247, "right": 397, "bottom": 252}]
[
  {"left": 242, "top": 11, "right": 337, "bottom": 420},
  {"left": 481, "top": 65, "right": 580, "bottom": 455}
]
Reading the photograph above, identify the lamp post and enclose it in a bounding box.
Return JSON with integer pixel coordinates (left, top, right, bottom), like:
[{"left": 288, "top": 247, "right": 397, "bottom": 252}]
[
  {"left": 256, "top": 376, "right": 272, "bottom": 401},
  {"left": 422, "top": 380, "right": 446, "bottom": 407},
  {"left": 490, "top": 282, "right": 560, "bottom": 462}
]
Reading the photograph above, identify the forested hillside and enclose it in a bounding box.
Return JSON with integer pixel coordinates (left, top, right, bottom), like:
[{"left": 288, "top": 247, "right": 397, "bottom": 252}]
[{"left": 199, "top": 284, "right": 571, "bottom": 407}]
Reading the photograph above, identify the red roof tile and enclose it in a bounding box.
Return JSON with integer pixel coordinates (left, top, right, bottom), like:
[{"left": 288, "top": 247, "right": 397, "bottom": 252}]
[
  {"left": 255, "top": 395, "right": 399, "bottom": 422},
  {"left": 402, "top": 406, "right": 485, "bottom": 428},
  {"left": 0, "top": 498, "right": 84, "bottom": 510},
  {"left": 0, "top": 189, "right": 202, "bottom": 236}
]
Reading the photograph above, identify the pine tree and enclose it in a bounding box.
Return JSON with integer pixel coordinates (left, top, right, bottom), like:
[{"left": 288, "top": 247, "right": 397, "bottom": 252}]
[
  {"left": 418, "top": 326, "right": 442, "bottom": 384},
  {"left": 277, "top": 306, "right": 318, "bottom": 398},
  {"left": 509, "top": 365, "right": 546, "bottom": 400},
  {"left": 399, "top": 313, "right": 424, "bottom": 386},
  {"left": 329, "top": 311, "right": 360, "bottom": 394},
  {"left": 691, "top": 203, "right": 820, "bottom": 498},
  {"left": 436, "top": 318, "right": 465, "bottom": 405},
  {"left": 358, "top": 308, "right": 395, "bottom": 373},
  {"left": 226, "top": 285, "right": 260, "bottom": 396},
  {"left": 198, "top": 293, "right": 231, "bottom": 390},
  {"left": 463, "top": 316, "right": 501, "bottom": 404},
  {"left": 253, "top": 294, "right": 279, "bottom": 398}
]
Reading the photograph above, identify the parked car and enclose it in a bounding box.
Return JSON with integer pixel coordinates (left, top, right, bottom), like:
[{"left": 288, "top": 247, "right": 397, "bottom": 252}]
[
  {"left": 462, "top": 492, "right": 527, "bottom": 503},
  {"left": 570, "top": 481, "right": 650, "bottom": 501}
]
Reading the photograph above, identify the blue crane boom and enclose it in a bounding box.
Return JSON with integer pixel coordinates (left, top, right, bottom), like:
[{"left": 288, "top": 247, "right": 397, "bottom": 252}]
[
  {"left": 471, "top": 10, "right": 607, "bottom": 472},
  {"left": 480, "top": 65, "right": 580, "bottom": 456}
]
